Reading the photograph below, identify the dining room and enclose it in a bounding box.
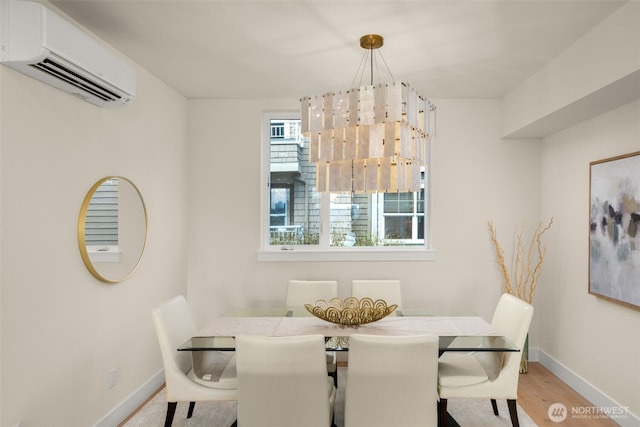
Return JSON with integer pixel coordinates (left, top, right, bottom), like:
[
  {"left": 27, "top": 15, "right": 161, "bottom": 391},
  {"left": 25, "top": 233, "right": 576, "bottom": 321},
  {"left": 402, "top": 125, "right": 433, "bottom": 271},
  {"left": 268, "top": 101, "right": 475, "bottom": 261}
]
[{"left": 0, "top": 1, "right": 639, "bottom": 426}]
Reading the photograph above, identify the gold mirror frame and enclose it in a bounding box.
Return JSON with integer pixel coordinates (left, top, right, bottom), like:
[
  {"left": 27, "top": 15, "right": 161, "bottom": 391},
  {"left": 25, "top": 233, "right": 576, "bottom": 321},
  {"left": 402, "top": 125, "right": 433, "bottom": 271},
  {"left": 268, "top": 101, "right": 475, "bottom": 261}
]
[{"left": 77, "top": 176, "right": 148, "bottom": 284}]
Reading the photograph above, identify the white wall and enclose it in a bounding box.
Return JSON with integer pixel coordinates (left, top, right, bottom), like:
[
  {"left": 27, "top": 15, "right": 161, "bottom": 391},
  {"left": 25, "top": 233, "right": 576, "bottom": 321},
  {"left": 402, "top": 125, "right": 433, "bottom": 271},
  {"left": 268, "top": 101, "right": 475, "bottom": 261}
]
[
  {"left": 502, "top": 1, "right": 640, "bottom": 138},
  {"left": 186, "top": 97, "right": 542, "bottom": 332},
  {"left": 0, "top": 61, "right": 189, "bottom": 426},
  {"left": 538, "top": 99, "right": 640, "bottom": 419}
]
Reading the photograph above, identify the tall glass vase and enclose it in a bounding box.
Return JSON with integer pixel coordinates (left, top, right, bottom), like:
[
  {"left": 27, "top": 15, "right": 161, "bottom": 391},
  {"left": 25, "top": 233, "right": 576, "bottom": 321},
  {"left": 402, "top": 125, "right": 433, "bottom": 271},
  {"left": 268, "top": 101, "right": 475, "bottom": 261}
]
[{"left": 519, "top": 334, "right": 529, "bottom": 374}]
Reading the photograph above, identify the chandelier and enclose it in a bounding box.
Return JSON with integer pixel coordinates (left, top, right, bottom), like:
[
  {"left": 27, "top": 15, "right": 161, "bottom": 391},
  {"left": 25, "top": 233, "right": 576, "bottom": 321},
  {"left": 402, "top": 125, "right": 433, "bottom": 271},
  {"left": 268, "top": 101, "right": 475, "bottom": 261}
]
[{"left": 301, "top": 34, "right": 435, "bottom": 194}]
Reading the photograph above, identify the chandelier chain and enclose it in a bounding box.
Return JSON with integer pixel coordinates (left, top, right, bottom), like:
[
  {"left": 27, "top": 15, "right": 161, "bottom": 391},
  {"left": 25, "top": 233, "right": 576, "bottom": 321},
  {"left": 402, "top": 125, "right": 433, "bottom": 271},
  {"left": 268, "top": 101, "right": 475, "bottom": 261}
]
[{"left": 351, "top": 36, "right": 395, "bottom": 89}]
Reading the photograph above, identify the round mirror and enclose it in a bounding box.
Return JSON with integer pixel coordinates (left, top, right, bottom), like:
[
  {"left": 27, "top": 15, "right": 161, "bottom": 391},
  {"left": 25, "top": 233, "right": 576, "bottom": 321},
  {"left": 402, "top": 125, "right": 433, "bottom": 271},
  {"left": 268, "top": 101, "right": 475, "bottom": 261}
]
[{"left": 77, "top": 176, "right": 148, "bottom": 283}]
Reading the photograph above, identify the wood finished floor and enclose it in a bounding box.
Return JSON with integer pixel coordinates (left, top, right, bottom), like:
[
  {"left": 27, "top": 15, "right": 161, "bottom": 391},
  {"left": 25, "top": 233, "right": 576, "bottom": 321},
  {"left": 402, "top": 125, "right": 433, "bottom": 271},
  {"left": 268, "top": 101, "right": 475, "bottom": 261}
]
[{"left": 518, "top": 362, "right": 619, "bottom": 426}]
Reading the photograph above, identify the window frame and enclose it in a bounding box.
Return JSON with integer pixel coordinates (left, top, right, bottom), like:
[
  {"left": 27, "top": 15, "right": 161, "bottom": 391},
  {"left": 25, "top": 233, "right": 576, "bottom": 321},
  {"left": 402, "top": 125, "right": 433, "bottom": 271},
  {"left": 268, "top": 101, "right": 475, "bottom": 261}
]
[
  {"left": 376, "top": 190, "right": 425, "bottom": 244},
  {"left": 269, "top": 184, "right": 294, "bottom": 227},
  {"left": 258, "top": 111, "right": 435, "bottom": 262}
]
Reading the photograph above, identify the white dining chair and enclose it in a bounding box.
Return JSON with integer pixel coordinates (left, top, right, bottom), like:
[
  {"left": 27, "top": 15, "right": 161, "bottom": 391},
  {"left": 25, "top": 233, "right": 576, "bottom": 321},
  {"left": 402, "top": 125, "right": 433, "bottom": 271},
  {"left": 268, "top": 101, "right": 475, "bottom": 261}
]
[
  {"left": 286, "top": 279, "right": 339, "bottom": 387},
  {"left": 438, "top": 293, "right": 534, "bottom": 427},
  {"left": 235, "top": 334, "right": 337, "bottom": 427},
  {"left": 344, "top": 334, "right": 439, "bottom": 427},
  {"left": 351, "top": 279, "right": 403, "bottom": 310},
  {"left": 152, "top": 295, "right": 238, "bottom": 427},
  {"left": 286, "top": 280, "right": 338, "bottom": 307}
]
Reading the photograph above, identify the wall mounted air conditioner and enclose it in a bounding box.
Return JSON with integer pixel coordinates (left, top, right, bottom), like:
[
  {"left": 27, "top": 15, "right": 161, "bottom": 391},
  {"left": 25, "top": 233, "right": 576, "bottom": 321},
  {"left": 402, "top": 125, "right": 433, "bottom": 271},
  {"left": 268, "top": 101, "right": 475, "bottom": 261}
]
[{"left": 0, "top": 0, "right": 135, "bottom": 107}]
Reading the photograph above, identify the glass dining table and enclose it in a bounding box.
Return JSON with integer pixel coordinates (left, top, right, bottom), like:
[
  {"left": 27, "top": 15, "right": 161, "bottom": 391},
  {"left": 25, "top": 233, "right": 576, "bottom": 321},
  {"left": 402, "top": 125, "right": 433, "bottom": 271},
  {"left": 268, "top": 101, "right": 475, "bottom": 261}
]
[
  {"left": 178, "top": 306, "right": 518, "bottom": 427},
  {"left": 178, "top": 307, "right": 519, "bottom": 355}
]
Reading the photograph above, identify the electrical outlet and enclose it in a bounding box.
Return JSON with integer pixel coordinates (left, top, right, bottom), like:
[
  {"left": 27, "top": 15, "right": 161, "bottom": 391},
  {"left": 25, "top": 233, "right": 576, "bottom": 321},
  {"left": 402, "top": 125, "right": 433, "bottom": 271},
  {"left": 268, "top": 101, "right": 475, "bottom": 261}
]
[{"left": 108, "top": 368, "right": 117, "bottom": 389}]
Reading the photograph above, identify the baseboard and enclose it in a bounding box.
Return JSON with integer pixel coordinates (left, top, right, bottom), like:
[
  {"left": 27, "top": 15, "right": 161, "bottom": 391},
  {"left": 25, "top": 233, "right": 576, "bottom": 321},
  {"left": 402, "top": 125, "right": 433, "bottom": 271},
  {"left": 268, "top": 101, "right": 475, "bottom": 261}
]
[
  {"left": 531, "top": 347, "right": 639, "bottom": 426},
  {"left": 93, "top": 369, "right": 165, "bottom": 427}
]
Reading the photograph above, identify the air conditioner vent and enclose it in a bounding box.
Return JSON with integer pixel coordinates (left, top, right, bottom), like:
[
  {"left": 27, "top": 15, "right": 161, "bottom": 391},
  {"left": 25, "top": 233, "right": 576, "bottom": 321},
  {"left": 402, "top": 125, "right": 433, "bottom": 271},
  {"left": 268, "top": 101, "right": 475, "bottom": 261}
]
[
  {"left": 0, "top": 0, "right": 136, "bottom": 107},
  {"left": 30, "top": 58, "right": 122, "bottom": 103}
]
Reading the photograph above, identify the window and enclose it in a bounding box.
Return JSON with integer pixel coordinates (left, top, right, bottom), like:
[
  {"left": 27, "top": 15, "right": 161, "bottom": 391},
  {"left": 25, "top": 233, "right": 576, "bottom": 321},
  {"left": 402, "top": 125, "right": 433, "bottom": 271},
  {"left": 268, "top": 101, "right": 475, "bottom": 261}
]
[
  {"left": 260, "top": 112, "right": 434, "bottom": 261},
  {"left": 380, "top": 189, "right": 425, "bottom": 243},
  {"left": 271, "top": 122, "right": 285, "bottom": 139},
  {"left": 270, "top": 186, "right": 291, "bottom": 227}
]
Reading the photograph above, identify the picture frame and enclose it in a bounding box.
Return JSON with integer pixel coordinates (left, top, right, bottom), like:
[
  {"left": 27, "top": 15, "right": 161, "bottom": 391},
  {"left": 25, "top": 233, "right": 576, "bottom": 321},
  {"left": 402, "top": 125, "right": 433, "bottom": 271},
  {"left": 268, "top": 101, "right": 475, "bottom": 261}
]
[{"left": 589, "top": 151, "right": 640, "bottom": 309}]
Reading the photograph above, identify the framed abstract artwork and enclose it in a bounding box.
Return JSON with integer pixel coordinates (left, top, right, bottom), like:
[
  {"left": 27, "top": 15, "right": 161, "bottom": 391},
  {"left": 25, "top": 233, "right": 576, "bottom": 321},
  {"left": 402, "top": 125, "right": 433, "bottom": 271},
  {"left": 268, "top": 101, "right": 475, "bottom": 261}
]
[{"left": 589, "top": 151, "right": 640, "bottom": 309}]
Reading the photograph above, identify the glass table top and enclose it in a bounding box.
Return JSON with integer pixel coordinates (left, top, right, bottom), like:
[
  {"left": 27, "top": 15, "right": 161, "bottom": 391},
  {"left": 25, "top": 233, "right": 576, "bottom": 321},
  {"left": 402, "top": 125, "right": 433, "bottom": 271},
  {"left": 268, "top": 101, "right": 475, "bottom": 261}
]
[
  {"left": 179, "top": 334, "right": 518, "bottom": 353},
  {"left": 179, "top": 306, "right": 520, "bottom": 353}
]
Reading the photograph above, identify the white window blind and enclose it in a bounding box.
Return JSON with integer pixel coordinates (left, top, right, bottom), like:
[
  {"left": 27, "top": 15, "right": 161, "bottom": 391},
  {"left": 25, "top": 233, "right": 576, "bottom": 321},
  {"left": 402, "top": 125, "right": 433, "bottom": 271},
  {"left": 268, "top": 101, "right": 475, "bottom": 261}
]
[{"left": 85, "top": 179, "right": 119, "bottom": 247}]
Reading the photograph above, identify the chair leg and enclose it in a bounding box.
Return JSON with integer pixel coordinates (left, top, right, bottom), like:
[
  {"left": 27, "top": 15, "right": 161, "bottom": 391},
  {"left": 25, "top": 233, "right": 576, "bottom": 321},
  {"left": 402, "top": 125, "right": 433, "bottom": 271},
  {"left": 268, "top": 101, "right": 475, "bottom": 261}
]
[
  {"left": 187, "top": 401, "right": 196, "bottom": 418},
  {"left": 331, "top": 405, "right": 337, "bottom": 427},
  {"left": 164, "top": 402, "right": 177, "bottom": 427},
  {"left": 491, "top": 399, "right": 499, "bottom": 415},
  {"left": 507, "top": 399, "right": 520, "bottom": 427},
  {"left": 438, "top": 399, "right": 448, "bottom": 427}
]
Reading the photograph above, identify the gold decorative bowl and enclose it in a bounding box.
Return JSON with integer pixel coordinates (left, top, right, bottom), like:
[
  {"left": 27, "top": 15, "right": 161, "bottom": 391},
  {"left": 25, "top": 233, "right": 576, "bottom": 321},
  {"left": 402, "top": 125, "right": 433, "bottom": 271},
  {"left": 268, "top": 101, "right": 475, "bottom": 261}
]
[{"left": 304, "top": 297, "right": 397, "bottom": 328}]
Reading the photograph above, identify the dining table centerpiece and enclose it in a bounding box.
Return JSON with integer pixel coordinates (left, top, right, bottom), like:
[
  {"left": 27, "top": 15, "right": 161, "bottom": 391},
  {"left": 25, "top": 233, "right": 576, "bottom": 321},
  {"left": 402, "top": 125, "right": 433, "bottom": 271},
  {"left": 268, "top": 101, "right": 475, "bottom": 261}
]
[
  {"left": 489, "top": 218, "right": 553, "bottom": 373},
  {"left": 305, "top": 297, "right": 397, "bottom": 328}
]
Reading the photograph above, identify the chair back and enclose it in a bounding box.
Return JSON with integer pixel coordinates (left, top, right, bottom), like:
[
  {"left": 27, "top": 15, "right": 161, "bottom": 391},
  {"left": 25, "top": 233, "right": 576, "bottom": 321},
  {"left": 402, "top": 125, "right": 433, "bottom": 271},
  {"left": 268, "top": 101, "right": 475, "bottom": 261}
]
[
  {"left": 236, "top": 334, "right": 335, "bottom": 427},
  {"left": 351, "top": 279, "right": 402, "bottom": 308},
  {"left": 152, "top": 295, "right": 238, "bottom": 407},
  {"left": 286, "top": 280, "right": 338, "bottom": 307},
  {"left": 152, "top": 295, "right": 196, "bottom": 377},
  {"left": 345, "top": 334, "right": 439, "bottom": 427},
  {"left": 491, "top": 293, "right": 534, "bottom": 377}
]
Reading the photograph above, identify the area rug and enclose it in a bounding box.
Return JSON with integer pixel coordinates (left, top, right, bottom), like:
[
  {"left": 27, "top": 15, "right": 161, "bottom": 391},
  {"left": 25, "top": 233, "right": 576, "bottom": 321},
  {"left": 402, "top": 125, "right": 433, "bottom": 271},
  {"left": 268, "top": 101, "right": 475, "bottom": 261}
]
[{"left": 122, "top": 368, "right": 537, "bottom": 427}]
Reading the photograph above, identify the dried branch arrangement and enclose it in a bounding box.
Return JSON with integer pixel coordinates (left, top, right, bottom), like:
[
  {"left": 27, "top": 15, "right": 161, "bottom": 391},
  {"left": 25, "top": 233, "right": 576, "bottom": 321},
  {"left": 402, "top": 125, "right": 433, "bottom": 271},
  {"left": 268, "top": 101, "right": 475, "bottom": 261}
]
[{"left": 488, "top": 218, "right": 554, "bottom": 304}]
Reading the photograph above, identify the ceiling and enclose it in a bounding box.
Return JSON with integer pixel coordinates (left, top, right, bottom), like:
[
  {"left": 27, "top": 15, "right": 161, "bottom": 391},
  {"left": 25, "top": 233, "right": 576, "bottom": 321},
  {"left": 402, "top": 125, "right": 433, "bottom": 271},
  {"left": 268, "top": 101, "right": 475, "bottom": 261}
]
[{"left": 50, "top": 0, "right": 626, "bottom": 100}]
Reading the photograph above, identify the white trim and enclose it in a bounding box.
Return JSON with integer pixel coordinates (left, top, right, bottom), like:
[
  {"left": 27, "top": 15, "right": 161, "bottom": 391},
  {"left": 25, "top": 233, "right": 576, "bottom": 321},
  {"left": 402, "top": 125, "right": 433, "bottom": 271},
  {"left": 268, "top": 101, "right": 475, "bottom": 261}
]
[
  {"left": 533, "top": 348, "right": 639, "bottom": 426},
  {"left": 270, "top": 162, "right": 300, "bottom": 173},
  {"left": 87, "top": 245, "right": 121, "bottom": 263},
  {"left": 257, "top": 248, "right": 436, "bottom": 262},
  {"left": 93, "top": 369, "right": 165, "bottom": 427}
]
